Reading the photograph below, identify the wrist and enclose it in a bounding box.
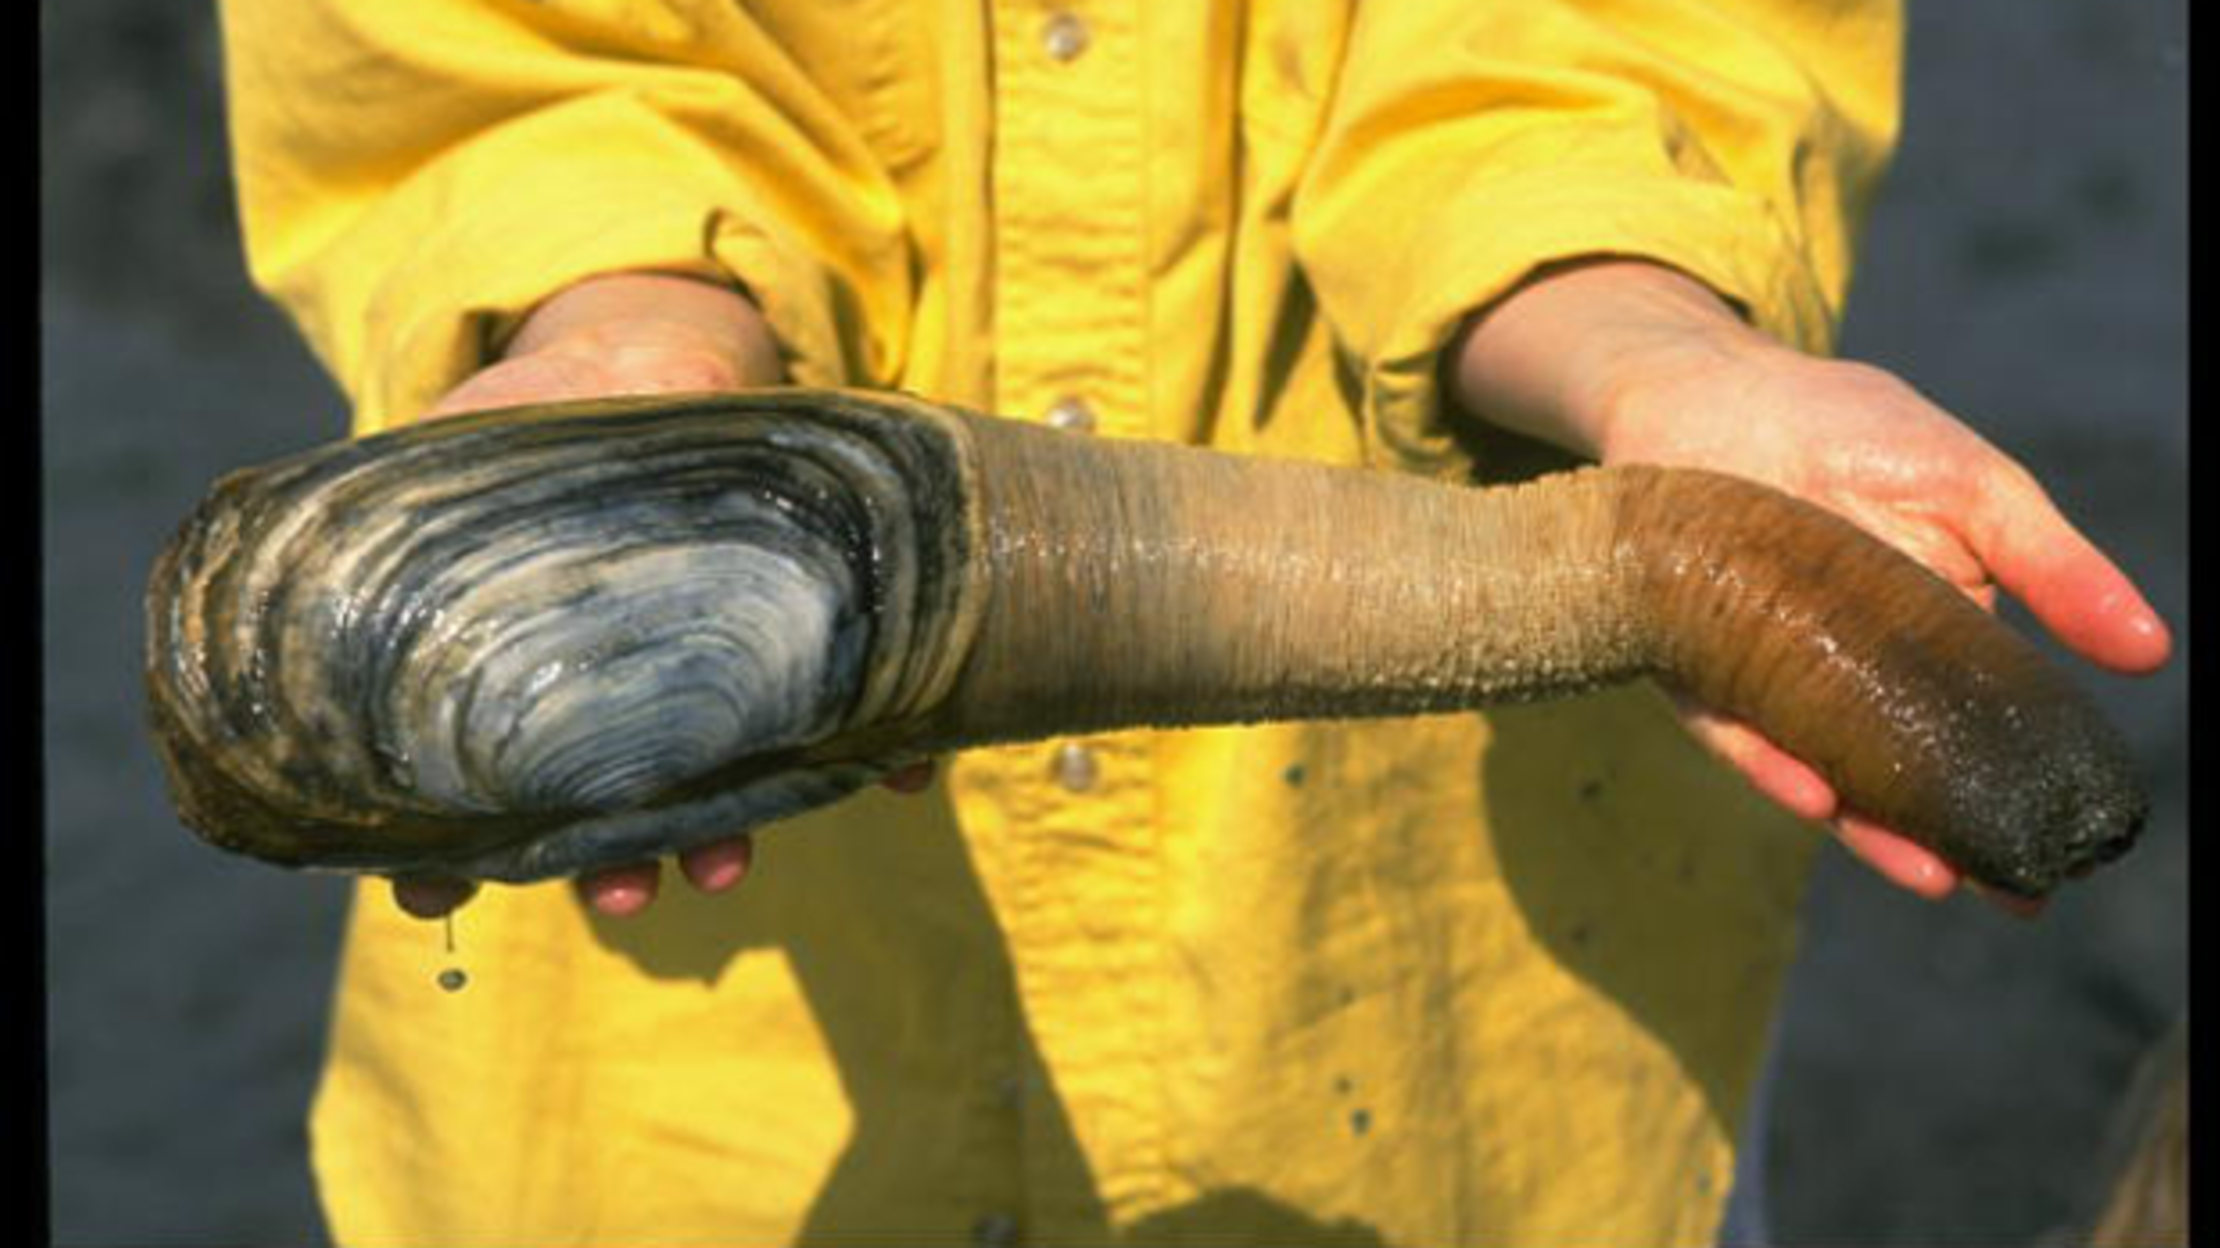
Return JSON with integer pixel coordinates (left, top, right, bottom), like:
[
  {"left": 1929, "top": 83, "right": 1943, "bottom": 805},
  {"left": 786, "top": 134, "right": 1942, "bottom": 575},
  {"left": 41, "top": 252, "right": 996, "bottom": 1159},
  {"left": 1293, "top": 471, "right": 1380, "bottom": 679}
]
[
  {"left": 505, "top": 271, "right": 786, "bottom": 387},
  {"left": 1448, "top": 258, "right": 1780, "bottom": 461}
]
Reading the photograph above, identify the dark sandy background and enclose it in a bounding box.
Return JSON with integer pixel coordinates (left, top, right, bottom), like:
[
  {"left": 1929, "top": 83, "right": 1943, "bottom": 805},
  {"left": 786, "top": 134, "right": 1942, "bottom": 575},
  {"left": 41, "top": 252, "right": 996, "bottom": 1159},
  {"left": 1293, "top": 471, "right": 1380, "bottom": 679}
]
[{"left": 42, "top": 2, "right": 2187, "bottom": 1244}]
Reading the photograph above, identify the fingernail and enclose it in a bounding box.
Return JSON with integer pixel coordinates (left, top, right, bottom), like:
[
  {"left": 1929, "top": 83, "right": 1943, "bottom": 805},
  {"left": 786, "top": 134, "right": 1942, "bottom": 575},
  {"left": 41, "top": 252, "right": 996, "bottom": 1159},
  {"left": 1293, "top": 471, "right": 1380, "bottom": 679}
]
[
  {"left": 1905, "top": 862, "right": 1951, "bottom": 900},
  {"left": 695, "top": 855, "right": 746, "bottom": 891},
  {"left": 1878, "top": 850, "right": 1954, "bottom": 901},
  {"left": 2131, "top": 610, "right": 2173, "bottom": 652},
  {"left": 593, "top": 884, "right": 653, "bottom": 917},
  {"left": 583, "top": 868, "right": 660, "bottom": 916}
]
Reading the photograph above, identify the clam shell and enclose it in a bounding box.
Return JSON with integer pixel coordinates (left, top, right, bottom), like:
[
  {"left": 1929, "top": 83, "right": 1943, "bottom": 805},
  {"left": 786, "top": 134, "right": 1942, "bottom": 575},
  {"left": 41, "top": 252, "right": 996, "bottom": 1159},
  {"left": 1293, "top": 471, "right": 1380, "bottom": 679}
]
[{"left": 144, "top": 391, "right": 982, "bottom": 882}]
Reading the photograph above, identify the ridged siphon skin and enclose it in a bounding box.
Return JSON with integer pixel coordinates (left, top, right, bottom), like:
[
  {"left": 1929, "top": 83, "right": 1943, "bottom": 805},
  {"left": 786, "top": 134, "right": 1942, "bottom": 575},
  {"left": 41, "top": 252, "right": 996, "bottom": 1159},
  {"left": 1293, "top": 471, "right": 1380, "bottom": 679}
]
[{"left": 143, "top": 388, "right": 2144, "bottom": 895}]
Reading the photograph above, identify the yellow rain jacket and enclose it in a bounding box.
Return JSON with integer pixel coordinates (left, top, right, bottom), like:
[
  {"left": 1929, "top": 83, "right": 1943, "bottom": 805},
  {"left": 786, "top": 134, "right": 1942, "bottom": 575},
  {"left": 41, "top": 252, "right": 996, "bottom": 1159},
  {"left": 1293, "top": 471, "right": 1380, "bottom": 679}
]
[{"left": 219, "top": 2, "right": 1901, "bottom": 1243}]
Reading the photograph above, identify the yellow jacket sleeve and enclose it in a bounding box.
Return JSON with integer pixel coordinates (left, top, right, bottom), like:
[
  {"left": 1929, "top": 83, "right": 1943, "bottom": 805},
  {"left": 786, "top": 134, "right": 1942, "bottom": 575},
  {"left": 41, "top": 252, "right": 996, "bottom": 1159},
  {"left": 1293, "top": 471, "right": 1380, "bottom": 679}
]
[
  {"left": 1291, "top": 1, "right": 1902, "bottom": 473},
  {"left": 217, "top": 0, "right": 915, "bottom": 433}
]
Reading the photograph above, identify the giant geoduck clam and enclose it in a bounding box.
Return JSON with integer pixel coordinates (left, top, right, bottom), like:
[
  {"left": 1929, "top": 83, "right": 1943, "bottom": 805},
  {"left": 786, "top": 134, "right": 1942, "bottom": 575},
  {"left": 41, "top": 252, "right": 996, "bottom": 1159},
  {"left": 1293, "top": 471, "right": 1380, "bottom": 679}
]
[{"left": 145, "top": 388, "right": 2145, "bottom": 898}]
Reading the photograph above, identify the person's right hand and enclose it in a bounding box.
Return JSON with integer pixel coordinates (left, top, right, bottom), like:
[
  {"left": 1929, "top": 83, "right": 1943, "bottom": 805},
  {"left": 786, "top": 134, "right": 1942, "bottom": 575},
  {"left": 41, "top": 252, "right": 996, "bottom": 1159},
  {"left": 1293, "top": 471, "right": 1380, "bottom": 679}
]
[{"left": 384, "top": 271, "right": 941, "bottom": 922}]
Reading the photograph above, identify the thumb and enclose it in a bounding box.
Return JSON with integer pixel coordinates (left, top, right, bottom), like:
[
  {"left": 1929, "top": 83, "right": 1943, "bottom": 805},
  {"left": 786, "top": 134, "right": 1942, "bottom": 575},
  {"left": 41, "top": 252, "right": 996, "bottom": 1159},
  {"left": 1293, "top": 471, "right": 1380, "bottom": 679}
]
[{"left": 1960, "top": 461, "right": 2171, "bottom": 675}]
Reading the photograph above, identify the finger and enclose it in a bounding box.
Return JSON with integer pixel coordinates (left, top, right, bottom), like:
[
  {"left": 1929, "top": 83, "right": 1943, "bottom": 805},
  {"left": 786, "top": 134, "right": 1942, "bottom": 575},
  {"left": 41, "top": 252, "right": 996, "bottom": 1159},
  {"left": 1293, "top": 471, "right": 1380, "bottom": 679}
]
[
  {"left": 1836, "top": 816, "right": 2047, "bottom": 917},
  {"left": 1962, "top": 463, "right": 2172, "bottom": 674},
  {"left": 1670, "top": 695, "right": 1838, "bottom": 823},
  {"left": 1965, "top": 880, "right": 2049, "bottom": 921},
  {"left": 1673, "top": 697, "right": 1970, "bottom": 905},
  {"left": 880, "top": 760, "right": 938, "bottom": 794},
  {"left": 679, "top": 835, "right": 755, "bottom": 893},
  {"left": 392, "top": 874, "right": 479, "bottom": 919},
  {"left": 577, "top": 861, "right": 662, "bottom": 917},
  {"left": 1832, "top": 813, "right": 1959, "bottom": 901}
]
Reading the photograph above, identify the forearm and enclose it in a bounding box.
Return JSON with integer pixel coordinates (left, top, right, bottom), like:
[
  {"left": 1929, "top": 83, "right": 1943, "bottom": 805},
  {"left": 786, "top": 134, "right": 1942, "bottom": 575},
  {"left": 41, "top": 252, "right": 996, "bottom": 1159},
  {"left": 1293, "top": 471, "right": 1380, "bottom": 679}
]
[{"left": 1447, "top": 259, "right": 1792, "bottom": 462}]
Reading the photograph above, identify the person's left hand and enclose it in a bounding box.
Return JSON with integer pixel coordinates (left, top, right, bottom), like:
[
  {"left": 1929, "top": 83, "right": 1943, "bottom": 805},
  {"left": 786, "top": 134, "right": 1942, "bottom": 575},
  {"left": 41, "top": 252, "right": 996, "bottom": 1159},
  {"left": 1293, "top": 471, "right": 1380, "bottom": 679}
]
[
  {"left": 1450, "top": 261, "right": 2172, "bottom": 912},
  {"left": 1603, "top": 340, "right": 2169, "bottom": 912}
]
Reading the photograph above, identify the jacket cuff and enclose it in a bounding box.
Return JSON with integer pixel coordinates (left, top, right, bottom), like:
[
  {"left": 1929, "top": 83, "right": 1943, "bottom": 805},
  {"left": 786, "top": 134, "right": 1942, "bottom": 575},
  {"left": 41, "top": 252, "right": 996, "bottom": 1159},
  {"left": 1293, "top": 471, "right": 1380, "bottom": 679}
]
[
  {"left": 341, "top": 193, "right": 853, "bottom": 437},
  {"left": 273, "top": 97, "right": 876, "bottom": 437}
]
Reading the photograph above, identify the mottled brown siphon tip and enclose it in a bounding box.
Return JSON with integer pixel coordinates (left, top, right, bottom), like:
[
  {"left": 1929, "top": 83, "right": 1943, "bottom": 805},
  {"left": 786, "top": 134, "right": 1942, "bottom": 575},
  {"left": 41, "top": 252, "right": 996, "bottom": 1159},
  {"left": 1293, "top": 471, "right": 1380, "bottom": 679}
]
[{"left": 1613, "top": 465, "right": 2145, "bottom": 898}]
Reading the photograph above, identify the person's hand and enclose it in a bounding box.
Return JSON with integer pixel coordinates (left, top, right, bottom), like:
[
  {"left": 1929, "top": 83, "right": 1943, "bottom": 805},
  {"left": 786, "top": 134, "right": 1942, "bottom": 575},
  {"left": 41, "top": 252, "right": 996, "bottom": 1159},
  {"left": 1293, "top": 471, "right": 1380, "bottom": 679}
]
[
  {"left": 420, "top": 270, "right": 783, "bottom": 421},
  {"left": 1450, "top": 261, "right": 2172, "bottom": 913},
  {"left": 386, "top": 271, "right": 937, "bottom": 922}
]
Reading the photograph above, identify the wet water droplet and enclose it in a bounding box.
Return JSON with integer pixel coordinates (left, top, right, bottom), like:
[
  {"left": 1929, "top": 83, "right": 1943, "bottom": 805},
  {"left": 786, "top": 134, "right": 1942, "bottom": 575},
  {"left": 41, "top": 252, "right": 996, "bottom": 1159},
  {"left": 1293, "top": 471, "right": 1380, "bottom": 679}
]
[{"left": 436, "top": 914, "right": 467, "bottom": 991}]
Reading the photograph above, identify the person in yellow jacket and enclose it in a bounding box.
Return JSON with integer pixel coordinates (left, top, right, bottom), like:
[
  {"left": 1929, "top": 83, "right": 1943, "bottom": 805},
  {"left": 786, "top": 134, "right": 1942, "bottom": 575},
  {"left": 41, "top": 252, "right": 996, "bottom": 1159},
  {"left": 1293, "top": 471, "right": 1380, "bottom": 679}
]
[{"left": 216, "top": 2, "right": 2171, "bottom": 1244}]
